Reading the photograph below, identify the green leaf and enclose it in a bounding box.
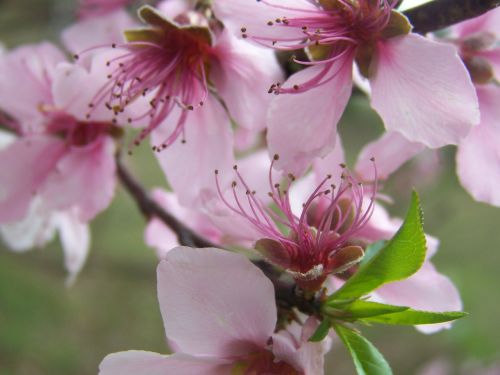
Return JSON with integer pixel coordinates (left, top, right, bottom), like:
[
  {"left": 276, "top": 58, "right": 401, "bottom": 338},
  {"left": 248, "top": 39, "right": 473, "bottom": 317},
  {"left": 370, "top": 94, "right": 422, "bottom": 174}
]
[
  {"left": 308, "top": 318, "right": 331, "bottom": 342},
  {"left": 362, "top": 309, "right": 468, "bottom": 326},
  {"left": 359, "top": 241, "right": 386, "bottom": 266},
  {"left": 329, "top": 191, "right": 426, "bottom": 301},
  {"left": 333, "top": 324, "right": 392, "bottom": 375},
  {"left": 324, "top": 300, "right": 409, "bottom": 320}
]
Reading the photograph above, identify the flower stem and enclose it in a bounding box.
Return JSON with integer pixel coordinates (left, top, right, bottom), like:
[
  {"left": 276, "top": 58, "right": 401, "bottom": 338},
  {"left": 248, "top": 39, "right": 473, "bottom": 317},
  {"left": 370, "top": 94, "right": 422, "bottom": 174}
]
[{"left": 404, "top": 0, "right": 500, "bottom": 34}]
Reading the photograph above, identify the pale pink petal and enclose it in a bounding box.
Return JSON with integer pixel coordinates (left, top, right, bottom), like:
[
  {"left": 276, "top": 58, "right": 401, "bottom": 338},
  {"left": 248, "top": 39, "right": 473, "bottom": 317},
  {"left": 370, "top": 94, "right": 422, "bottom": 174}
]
[
  {"left": 211, "top": 30, "right": 283, "bottom": 130},
  {"left": 152, "top": 94, "right": 234, "bottom": 206},
  {"left": 452, "top": 8, "right": 500, "bottom": 38},
  {"left": 0, "top": 42, "right": 65, "bottom": 131},
  {"left": 312, "top": 135, "right": 346, "bottom": 185},
  {"left": 145, "top": 218, "right": 179, "bottom": 259},
  {"left": 376, "top": 262, "right": 462, "bottom": 334},
  {"left": 0, "top": 198, "right": 56, "bottom": 252},
  {"left": 272, "top": 318, "right": 330, "bottom": 375},
  {"left": 0, "top": 130, "right": 16, "bottom": 148},
  {"left": 267, "top": 56, "right": 354, "bottom": 175},
  {"left": 355, "top": 202, "right": 402, "bottom": 243},
  {"left": 54, "top": 209, "right": 91, "bottom": 286},
  {"left": 233, "top": 127, "right": 260, "bottom": 152},
  {"left": 145, "top": 189, "right": 223, "bottom": 258},
  {"left": 355, "top": 131, "right": 425, "bottom": 181},
  {"left": 41, "top": 137, "right": 116, "bottom": 222},
  {"left": 62, "top": 10, "right": 134, "bottom": 68},
  {"left": 157, "top": 0, "right": 193, "bottom": 18},
  {"left": 456, "top": 85, "right": 500, "bottom": 207},
  {"left": 370, "top": 33, "right": 479, "bottom": 148},
  {"left": 99, "top": 351, "right": 231, "bottom": 375},
  {"left": 52, "top": 60, "right": 141, "bottom": 124},
  {"left": 157, "top": 247, "right": 276, "bottom": 357},
  {"left": 212, "top": 0, "right": 317, "bottom": 45},
  {"left": 203, "top": 150, "right": 279, "bottom": 244},
  {"left": 0, "top": 136, "right": 66, "bottom": 223}
]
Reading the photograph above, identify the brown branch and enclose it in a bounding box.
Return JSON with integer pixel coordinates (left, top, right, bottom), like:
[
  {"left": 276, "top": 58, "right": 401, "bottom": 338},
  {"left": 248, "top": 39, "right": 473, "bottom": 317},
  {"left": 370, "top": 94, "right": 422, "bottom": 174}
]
[
  {"left": 116, "top": 157, "right": 216, "bottom": 248},
  {"left": 116, "top": 157, "right": 320, "bottom": 315},
  {"left": 404, "top": 0, "right": 500, "bottom": 34}
]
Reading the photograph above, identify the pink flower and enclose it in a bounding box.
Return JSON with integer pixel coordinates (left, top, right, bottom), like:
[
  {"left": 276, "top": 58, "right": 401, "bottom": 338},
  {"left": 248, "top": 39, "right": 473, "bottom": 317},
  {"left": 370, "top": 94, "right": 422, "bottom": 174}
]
[
  {"left": 214, "top": 151, "right": 377, "bottom": 291},
  {"left": 0, "top": 42, "right": 126, "bottom": 225},
  {"left": 89, "top": 5, "right": 282, "bottom": 205},
  {"left": 213, "top": 0, "right": 479, "bottom": 173},
  {"left": 0, "top": 131, "right": 90, "bottom": 285},
  {"left": 448, "top": 9, "right": 500, "bottom": 206},
  {"left": 145, "top": 150, "right": 281, "bottom": 257},
  {"left": 313, "top": 138, "right": 462, "bottom": 334},
  {"left": 99, "top": 246, "right": 329, "bottom": 374}
]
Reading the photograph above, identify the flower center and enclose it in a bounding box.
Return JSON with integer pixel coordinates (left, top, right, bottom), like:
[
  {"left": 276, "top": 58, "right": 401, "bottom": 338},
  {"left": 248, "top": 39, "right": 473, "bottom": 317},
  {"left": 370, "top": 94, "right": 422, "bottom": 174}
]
[
  {"left": 87, "top": 6, "right": 214, "bottom": 151},
  {"left": 232, "top": 350, "right": 300, "bottom": 375}
]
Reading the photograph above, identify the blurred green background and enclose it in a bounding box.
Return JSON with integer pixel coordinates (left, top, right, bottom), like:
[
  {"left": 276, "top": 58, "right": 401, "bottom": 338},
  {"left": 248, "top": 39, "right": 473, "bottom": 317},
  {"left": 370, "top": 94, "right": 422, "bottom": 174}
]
[{"left": 1, "top": 0, "right": 499, "bottom": 374}]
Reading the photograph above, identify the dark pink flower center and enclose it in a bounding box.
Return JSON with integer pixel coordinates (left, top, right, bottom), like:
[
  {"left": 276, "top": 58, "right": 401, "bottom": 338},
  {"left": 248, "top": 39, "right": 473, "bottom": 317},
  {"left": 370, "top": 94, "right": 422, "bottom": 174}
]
[
  {"left": 215, "top": 155, "right": 377, "bottom": 289},
  {"left": 88, "top": 20, "right": 213, "bottom": 151}
]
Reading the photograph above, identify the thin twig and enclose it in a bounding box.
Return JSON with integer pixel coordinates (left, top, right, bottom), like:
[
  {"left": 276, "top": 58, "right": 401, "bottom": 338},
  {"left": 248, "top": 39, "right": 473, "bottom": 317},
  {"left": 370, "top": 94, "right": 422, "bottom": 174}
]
[
  {"left": 116, "top": 157, "right": 216, "bottom": 248},
  {"left": 404, "top": 0, "right": 500, "bottom": 34}
]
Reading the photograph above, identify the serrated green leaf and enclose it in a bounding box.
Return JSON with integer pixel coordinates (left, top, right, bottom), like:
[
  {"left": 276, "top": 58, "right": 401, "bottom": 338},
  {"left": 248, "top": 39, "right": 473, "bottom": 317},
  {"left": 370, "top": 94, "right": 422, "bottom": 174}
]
[
  {"left": 329, "top": 191, "right": 426, "bottom": 301},
  {"left": 362, "top": 309, "right": 467, "bottom": 325},
  {"left": 308, "top": 318, "right": 331, "bottom": 342},
  {"left": 334, "top": 323, "right": 393, "bottom": 375},
  {"left": 324, "top": 300, "right": 409, "bottom": 320}
]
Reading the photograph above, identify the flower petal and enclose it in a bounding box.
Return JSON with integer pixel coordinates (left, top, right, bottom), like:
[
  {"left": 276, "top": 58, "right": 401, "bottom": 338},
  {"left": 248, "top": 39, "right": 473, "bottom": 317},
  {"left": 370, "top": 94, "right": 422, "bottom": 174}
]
[
  {"left": 99, "top": 351, "right": 231, "bottom": 375},
  {"left": 54, "top": 209, "right": 91, "bottom": 286},
  {"left": 41, "top": 137, "right": 116, "bottom": 222},
  {"left": 145, "top": 189, "right": 223, "bottom": 259},
  {"left": 152, "top": 94, "right": 234, "bottom": 206},
  {"left": 0, "top": 42, "right": 65, "bottom": 131},
  {"left": 355, "top": 131, "right": 425, "bottom": 181},
  {"left": 451, "top": 8, "right": 500, "bottom": 39},
  {"left": 211, "top": 30, "right": 283, "bottom": 131},
  {"left": 0, "top": 136, "right": 66, "bottom": 223},
  {"left": 272, "top": 318, "right": 331, "bottom": 375},
  {"left": 0, "top": 197, "right": 56, "bottom": 252},
  {"left": 62, "top": 10, "right": 134, "bottom": 68},
  {"left": 376, "top": 262, "right": 462, "bottom": 334},
  {"left": 157, "top": 247, "right": 276, "bottom": 357},
  {"left": 456, "top": 85, "right": 500, "bottom": 207},
  {"left": 212, "top": 0, "right": 317, "bottom": 44},
  {"left": 370, "top": 33, "right": 479, "bottom": 148},
  {"left": 267, "top": 56, "right": 353, "bottom": 175}
]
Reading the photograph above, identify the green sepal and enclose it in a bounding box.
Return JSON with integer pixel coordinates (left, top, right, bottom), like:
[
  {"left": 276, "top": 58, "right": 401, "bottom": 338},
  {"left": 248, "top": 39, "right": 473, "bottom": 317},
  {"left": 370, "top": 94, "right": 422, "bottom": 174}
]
[
  {"left": 380, "top": 10, "right": 413, "bottom": 39},
  {"left": 138, "top": 5, "right": 213, "bottom": 46},
  {"left": 308, "top": 318, "right": 332, "bottom": 342},
  {"left": 333, "top": 323, "right": 393, "bottom": 375},
  {"left": 329, "top": 191, "right": 426, "bottom": 301},
  {"left": 362, "top": 309, "right": 468, "bottom": 326},
  {"left": 124, "top": 28, "right": 164, "bottom": 43}
]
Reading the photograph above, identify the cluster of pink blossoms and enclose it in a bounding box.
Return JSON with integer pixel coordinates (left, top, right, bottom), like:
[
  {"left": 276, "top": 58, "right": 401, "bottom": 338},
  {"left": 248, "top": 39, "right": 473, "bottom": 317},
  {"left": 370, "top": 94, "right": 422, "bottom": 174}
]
[{"left": 1, "top": 0, "right": 499, "bottom": 373}]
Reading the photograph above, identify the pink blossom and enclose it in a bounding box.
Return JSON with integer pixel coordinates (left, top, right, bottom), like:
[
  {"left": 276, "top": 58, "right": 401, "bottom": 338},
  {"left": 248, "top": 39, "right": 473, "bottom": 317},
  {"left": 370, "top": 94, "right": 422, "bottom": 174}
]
[
  {"left": 447, "top": 9, "right": 500, "bottom": 207},
  {"left": 0, "top": 42, "right": 127, "bottom": 225},
  {"left": 145, "top": 150, "right": 280, "bottom": 257},
  {"left": 213, "top": 0, "right": 479, "bottom": 173},
  {"left": 313, "top": 139, "right": 462, "bottom": 334},
  {"left": 99, "top": 246, "right": 329, "bottom": 374},
  {"left": 214, "top": 151, "right": 377, "bottom": 291},
  {"left": 89, "top": 5, "right": 282, "bottom": 205},
  {"left": 0, "top": 131, "right": 90, "bottom": 284}
]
